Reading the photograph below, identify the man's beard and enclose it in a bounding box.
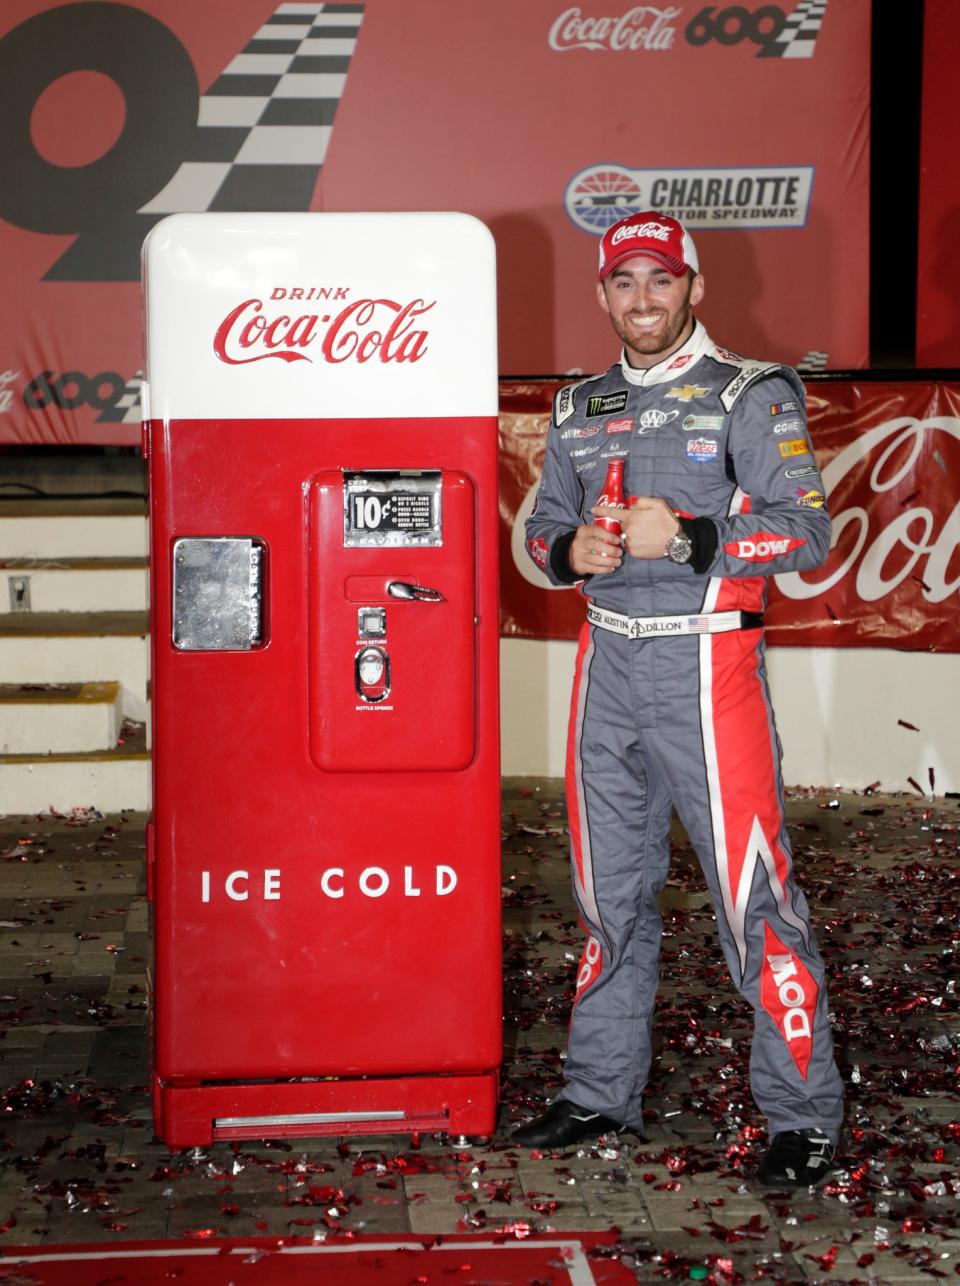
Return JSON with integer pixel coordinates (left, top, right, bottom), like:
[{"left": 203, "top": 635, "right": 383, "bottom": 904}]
[{"left": 615, "top": 286, "right": 693, "bottom": 362}]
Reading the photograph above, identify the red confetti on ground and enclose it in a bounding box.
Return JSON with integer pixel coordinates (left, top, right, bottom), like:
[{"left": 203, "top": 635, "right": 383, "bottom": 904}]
[
  {"left": 806, "top": 1245, "right": 839, "bottom": 1269},
  {"left": 493, "top": 1221, "right": 533, "bottom": 1239}
]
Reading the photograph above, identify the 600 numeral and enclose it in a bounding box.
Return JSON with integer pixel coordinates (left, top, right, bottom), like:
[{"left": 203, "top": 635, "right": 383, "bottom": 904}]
[
  {"left": 25, "top": 369, "right": 126, "bottom": 413},
  {"left": 685, "top": 5, "right": 786, "bottom": 47}
]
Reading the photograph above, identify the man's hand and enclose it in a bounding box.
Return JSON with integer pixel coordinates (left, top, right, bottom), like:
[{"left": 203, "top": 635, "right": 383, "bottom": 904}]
[
  {"left": 593, "top": 496, "right": 680, "bottom": 560},
  {"left": 568, "top": 521, "right": 624, "bottom": 576}
]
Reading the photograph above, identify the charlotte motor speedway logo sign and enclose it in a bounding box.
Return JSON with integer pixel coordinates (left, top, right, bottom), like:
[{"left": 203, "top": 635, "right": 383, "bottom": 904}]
[{"left": 564, "top": 164, "right": 815, "bottom": 234}]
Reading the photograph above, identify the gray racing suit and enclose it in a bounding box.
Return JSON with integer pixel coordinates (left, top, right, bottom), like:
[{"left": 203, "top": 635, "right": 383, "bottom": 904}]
[{"left": 524, "top": 320, "right": 844, "bottom": 1140}]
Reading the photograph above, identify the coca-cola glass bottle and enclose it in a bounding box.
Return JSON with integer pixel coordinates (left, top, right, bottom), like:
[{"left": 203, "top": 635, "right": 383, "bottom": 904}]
[{"left": 595, "top": 458, "right": 626, "bottom": 536}]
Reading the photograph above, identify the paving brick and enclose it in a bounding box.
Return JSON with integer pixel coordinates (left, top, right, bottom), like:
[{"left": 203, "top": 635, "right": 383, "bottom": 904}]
[{"left": 406, "top": 1202, "right": 466, "bottom": 1234}]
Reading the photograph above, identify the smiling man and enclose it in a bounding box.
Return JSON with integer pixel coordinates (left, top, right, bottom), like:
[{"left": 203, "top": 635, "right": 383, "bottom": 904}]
[{"left": 516, "top": 212, "right": 844, "bottom": 1189}]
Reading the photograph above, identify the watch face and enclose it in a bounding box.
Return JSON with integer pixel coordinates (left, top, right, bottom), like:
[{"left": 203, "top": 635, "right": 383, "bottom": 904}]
[{"left": 667, "top": 534, "right": 693, "bottom": 564}]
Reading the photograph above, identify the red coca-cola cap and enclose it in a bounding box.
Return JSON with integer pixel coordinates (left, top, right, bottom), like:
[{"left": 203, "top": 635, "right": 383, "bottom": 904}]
[{"left": 598, "top": 212, "right": 699, "bottom": 281}]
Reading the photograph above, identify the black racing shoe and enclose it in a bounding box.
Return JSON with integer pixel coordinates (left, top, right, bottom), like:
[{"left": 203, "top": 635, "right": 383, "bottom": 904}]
[
  {"left": 757, "top": 1129, "right": 836, "bottom": 1188},
  {"left": 511, "top": 1099, "right": 623, "bottom": 1149}
]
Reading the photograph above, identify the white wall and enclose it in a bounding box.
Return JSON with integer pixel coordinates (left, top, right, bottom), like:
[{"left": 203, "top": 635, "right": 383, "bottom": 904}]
[{"left": 500, "top": 639, "right": 959, "bottom": 795}]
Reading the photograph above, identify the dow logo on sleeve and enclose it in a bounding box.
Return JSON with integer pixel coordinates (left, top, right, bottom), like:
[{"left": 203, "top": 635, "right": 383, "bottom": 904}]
[{"left": 0, "top": 3, "right": 364, "bottom": 281}]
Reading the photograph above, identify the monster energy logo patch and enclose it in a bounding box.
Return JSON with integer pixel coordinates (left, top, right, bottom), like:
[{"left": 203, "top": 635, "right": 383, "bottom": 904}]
[{"left": 586, "top": 391, "right": 629, "bottom": 417}]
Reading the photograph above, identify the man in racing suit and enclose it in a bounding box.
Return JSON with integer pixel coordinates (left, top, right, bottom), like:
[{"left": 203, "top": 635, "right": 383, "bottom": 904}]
[{"left": 513, "top": 213, "right": 844, "bottom": 1189}]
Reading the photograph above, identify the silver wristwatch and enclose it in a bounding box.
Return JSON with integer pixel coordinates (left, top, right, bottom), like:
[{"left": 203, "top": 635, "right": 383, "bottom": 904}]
[{"left": 664, "top": 530, "right": 693, "bottom": 565}]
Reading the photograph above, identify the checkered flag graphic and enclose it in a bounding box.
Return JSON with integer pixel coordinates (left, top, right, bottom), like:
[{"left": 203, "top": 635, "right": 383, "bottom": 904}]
[
  {"left": 757, "top": 0, "right": 828, "bottom": 58},
  {"left": 140, "top": 3, "right": 364, "bottom": 215},
  {"left": 96, "top": 371, "right": 145, "bottom": 423},
  {"left": 796, "top": 351, "right": 830, "bottom": 373}
]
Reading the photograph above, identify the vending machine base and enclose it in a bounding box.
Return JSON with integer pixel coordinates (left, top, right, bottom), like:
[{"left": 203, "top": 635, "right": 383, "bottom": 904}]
[{"left": 154, "top": 1072, "right": 499, "bottom": 1149}]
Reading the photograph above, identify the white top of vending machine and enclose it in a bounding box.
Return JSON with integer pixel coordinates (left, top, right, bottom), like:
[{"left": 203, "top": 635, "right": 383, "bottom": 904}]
[{"left": 142, "top": 212, "right": 497, "bottom": 422}]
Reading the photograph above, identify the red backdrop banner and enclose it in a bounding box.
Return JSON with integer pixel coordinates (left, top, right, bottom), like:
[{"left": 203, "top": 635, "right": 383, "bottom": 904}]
[
  {"left": 916, "top": 0, "right": 960, "bottom": 367},
  {"left": 499, "top": 379, "right": 960, "bottom": 651},
  {"left": 0, "top": 0, "right": 870, "bottom": 446}
]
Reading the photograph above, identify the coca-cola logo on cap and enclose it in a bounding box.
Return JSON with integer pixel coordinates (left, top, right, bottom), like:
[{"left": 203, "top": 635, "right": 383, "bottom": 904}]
[
  {"left": 610, "top": 220, "right": 671, "bottom": 246},
  {"left": 213, "top": 289, "right": 435, "bottom": 367}
]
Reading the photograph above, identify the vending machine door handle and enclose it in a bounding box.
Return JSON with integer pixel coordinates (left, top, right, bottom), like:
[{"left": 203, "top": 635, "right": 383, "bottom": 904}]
[{"left": 387, "top": 581, "right": 445, "bottom": 602}]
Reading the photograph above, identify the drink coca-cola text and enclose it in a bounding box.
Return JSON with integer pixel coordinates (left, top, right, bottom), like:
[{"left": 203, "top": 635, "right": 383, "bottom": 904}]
[
  {"left": 213, "top": 296, "right": 435, "bottom": 366},
  {"left": 270, "top": 285, "right": 348, "bottom": 301}
]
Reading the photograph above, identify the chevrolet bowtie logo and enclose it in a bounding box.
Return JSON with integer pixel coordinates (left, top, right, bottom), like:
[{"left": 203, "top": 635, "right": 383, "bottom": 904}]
[{"left": 666, "top": 384, "right": 710, "bottom": 401}]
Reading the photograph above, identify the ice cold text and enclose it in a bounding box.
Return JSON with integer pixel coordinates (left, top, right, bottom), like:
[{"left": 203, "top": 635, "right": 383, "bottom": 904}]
[{"left": 200, "top": 865, "right": 459, "bottom": 903}]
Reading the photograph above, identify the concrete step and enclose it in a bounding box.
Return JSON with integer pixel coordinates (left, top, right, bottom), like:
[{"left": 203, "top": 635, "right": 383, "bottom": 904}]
[
  {"left": 0, "top": 498, "right": 147, "bottom": 559},
  {"left": 0, "top": 612, "right": 149, "bottom": 723},
  {"left": 1, "top": 558, "right": 149, "bottom": 614},
  {"left": 0, "top": 722, "right": 150, "bottom": 815},
  {"left": 0, "top": 681, "right": 124, "bottom": 755}
]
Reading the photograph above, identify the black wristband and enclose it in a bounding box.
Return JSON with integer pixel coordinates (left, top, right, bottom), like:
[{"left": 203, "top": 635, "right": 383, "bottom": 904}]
[
  {"left": 549, "top": 529, "right": 581, "bottom": 583},
  {"left": 678, "top": 516, "right": 719, "bottom": 574}
]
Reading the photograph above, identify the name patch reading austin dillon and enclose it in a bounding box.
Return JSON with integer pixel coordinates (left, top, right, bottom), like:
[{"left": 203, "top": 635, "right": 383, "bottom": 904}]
[{"left": 586, "top": 391, "right": 629, "bottom": 417}]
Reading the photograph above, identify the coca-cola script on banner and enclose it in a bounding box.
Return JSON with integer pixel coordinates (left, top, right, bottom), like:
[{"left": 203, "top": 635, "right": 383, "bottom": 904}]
[
  {"left": 0, "top": 0, "right": 869, "bottom": 445},
  {"left": 548, "top": 6, "right": 681, "bottom": 52},
  {"left": 499, "top": 380, "right": 960, "bottom": 652}
]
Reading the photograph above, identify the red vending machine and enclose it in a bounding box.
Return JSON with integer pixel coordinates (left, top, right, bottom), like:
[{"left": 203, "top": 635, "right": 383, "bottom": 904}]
[{"left": 142, "top": 213, "right": 501, "bottom": 1148}]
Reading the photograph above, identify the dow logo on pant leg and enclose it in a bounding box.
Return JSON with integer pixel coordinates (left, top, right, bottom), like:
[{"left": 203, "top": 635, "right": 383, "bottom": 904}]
[
  {"left": 760, "top": 922, "right": 817, "bottom": 1079},
  {"left": 575, "top": 932, "right": 603, "bottom": 1002}
]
